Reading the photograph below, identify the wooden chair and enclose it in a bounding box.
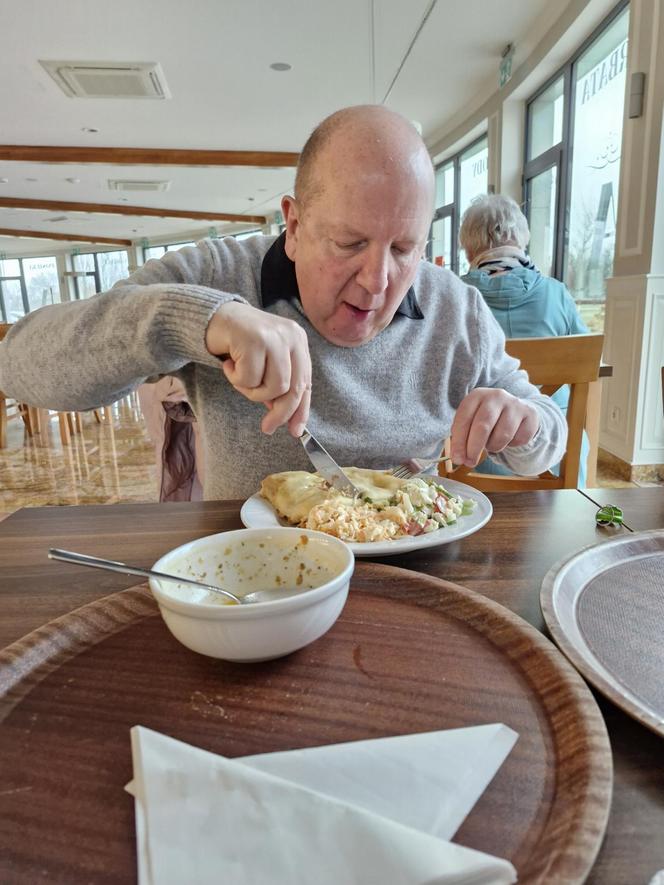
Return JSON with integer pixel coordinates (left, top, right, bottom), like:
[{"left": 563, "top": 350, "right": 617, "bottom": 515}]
[{"left": 443, "top": 333, "right": 604, "bottom": 491}]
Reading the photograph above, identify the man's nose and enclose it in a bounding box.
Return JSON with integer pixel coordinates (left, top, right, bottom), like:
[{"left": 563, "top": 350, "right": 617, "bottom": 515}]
[{"left": 355, "top": 247, "right": 389, "bottom": 295}]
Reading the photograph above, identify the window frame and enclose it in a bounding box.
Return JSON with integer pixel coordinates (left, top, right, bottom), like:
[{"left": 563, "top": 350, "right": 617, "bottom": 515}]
[
  {"left": 142, "top": 230, "right": 262, "bottom": 263},
  {"left": 142, "top": 241, "right": 192, "bottom": 262},
  {"left": 72, "top": 249, "right": 130, "bottom": 297},
  {"left": 20, "top": 255, "right": 61, "bottom": 312},
  {"left": 72, "top": 258, "right": 99, "bottom": 299},
  {"left": 523, "top": 0, "right": 629, "bottom": 282},
  {"left": 430, "top": 133, "right": 488, "bottom": 274},
  {"left": 0, "top": 257, "right": 49, "bottom": 321}
]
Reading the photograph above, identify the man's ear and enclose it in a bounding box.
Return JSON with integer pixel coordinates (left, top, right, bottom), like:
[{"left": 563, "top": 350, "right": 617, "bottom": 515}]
[{"left": 281, "top": 195, "right": 299, "bottom": 261}]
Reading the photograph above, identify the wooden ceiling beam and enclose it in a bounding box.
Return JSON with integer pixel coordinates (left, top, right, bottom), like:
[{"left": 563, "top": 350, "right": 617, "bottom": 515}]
[
  {"left": 0, "top": 197, "right": 266, "bottom": 224},
  {"left": 0, "top": 146, "right": 299, "bottom": 167},
  {"left": 0, "top": 228, "right": 132, "bottom": 246}
]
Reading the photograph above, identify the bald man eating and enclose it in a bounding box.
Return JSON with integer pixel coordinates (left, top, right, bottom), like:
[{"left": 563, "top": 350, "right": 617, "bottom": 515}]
[{"left": 0, "top": 105, "right": 566, "bottom": 499}]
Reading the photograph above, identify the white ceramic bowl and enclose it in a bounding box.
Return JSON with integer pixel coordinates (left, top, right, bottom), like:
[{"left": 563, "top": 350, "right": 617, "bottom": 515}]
[{"left": 149, "top": 527, "right": 355, "bottom": 662}]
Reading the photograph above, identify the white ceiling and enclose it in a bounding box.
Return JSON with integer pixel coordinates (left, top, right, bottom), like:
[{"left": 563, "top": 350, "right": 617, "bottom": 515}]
[{"left": 0, "top": 0, "right": 558, "bottom": 255}]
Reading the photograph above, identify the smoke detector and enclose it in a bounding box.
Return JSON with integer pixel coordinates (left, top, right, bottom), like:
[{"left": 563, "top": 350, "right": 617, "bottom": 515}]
[
  {"left": 108, "top": 179, "right": 171, "bottom": 192},
  {"left": 39, "top": 60, "right": 170, "bottom": 99}
]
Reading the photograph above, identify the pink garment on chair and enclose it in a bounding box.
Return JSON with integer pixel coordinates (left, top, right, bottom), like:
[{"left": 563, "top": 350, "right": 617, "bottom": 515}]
[{"left": 137, "top": 377, "right": 205, "bottom": 502}]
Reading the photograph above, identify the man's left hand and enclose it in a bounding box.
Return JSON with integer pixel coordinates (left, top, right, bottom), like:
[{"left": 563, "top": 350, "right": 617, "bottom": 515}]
[{"left": 450, "top": 388, "right": 540, "bottom": 467}]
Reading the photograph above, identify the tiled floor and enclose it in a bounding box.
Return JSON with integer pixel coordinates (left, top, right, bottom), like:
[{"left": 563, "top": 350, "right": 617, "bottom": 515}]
[
  {"left": 0, "top": 395, "right": 157, "bottom": 519},
  {"left": 0, "top": 399, "right": 659, "bottom": 523},
  {"left": 595, "top": 463, "right": 663, "bottom": 489},
  {"left": 593, "top": 473, "right": 636, "bottom": 489}
]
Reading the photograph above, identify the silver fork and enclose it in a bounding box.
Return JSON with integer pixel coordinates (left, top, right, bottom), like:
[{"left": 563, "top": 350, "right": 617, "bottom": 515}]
[{"left": 391, "top": 455, "right": 454, "bottom": 480}]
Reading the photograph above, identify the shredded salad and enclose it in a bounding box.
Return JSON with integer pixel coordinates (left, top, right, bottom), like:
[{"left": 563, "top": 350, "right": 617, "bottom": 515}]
[{"left": 304, "top": 477, "right": 476, "bottom": 543}]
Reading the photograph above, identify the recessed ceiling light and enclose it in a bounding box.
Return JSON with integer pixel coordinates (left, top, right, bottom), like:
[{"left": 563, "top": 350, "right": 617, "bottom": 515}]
[
  {"left": 81, "top": 126, "right": 99, "bottom": 133},
  {"left": 65, "top": 177, "right": 81, "bottom": 183},
  {"left": 25, "top": 177, "right": 38, "bottom": 182},
  {"left": 247, "top": 197, "right": 255, "bottom": 201},
  {"left": 269, "top": 62, "right": 291, "bottom": 72},
  {"left": 0, "top": 178, "right": 8, "bottom": 184}
]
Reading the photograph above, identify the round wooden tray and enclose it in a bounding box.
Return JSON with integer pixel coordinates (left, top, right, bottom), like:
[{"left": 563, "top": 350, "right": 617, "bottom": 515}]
[{"left": 0, "top": 562, "right": 612, "bottom": 884}]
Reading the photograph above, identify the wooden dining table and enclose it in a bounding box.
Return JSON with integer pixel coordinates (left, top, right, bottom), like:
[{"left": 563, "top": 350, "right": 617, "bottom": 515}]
[{"left": 1, "top": 486, "right": 663, "bottom": 884}]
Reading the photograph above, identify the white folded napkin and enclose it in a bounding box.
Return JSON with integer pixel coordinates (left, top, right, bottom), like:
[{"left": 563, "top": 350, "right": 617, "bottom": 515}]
[{"left": 127, "top": 724, "right": 518, "bottom": 885}]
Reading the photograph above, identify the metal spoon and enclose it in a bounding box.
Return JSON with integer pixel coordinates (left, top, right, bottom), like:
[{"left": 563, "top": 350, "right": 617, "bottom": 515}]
[{"left": 47, "top": 548, "right": 298, "bottom": 605}]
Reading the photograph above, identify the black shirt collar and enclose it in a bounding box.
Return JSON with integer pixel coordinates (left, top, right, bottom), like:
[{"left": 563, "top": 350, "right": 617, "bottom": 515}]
[{"left": 260, "top": 232, "right": 423, "bottom": 320}]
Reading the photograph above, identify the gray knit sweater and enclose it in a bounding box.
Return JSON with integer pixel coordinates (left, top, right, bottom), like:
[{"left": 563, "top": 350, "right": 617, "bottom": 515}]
[{"left": 0, "top": 235, "right": 566, "bottom": 499}]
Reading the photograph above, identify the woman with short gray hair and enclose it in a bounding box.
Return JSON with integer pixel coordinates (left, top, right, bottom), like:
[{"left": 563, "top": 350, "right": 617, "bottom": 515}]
[
  {"left": 459, "top": 194, "right": 531, "bottom": 268},
  {"left": 460, "top": 192, "right": 590, "bottom": 485}
]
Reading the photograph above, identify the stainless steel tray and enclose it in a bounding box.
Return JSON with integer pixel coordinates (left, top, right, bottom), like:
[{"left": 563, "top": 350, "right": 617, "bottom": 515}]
[{"left": 541, "top": 529, "right": 664, "bottom": 738}]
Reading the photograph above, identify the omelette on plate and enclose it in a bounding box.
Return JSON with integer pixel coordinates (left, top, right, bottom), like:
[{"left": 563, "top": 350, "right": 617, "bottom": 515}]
[{"left": 260, "top": 467, "right": 475, "bottom": 543}]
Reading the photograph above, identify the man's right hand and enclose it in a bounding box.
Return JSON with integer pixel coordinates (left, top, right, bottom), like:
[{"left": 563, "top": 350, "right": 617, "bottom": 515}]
[{"left": 205, "top": 301, "right": 312, "bottom": 437}]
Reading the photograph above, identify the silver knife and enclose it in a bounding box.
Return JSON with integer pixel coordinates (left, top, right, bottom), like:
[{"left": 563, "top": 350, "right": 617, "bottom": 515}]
[{"left": 300, "top": 426, "right": 361, "bottom": 496}]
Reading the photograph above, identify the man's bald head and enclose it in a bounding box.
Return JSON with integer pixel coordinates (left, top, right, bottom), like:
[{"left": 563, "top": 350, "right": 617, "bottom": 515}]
[
  {"left": 294, "top": 105, "right": 435, "bottom": 214},
  {"left": 281, "top": 105, "right": 435, "bottom": 348}
]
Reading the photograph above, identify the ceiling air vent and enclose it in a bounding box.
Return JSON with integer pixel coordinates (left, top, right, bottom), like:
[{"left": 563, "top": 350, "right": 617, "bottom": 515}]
[
  {"left": 108, "top": 179, "right": 171, "bottom": 192},
  {"left": 39, "top": 60, "right": 170, "bottom": 99}
]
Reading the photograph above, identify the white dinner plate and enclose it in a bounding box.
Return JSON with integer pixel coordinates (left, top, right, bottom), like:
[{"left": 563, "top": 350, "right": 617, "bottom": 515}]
[{"left": 240, "top": 478, "right": 493, "bottom": 558}]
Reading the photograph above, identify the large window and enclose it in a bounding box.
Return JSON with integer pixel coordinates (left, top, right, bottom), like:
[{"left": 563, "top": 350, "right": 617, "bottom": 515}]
[
  {"left": 142, "top": 230, "right": 261, "bottom": 263},
  {"left": 71, "top": 252, "right": 97, "bottom": 299},
  {"left": 0, "top": 256, "right": 60, "bottom": 322},
  {"left": 143, "top": 241, "right": 196, "bottom": 262},
  {"left": 430, "top": 135, "right": 488, "bottom": 274},
  {"left": 72, "top": 250, "right": 129, "bottom": 298},
  {"left": 524, "top": 1, "right": 629, "bottom": 331},
  {"left": 98, "top": 250, "right": 129, "bottom": 291}
]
